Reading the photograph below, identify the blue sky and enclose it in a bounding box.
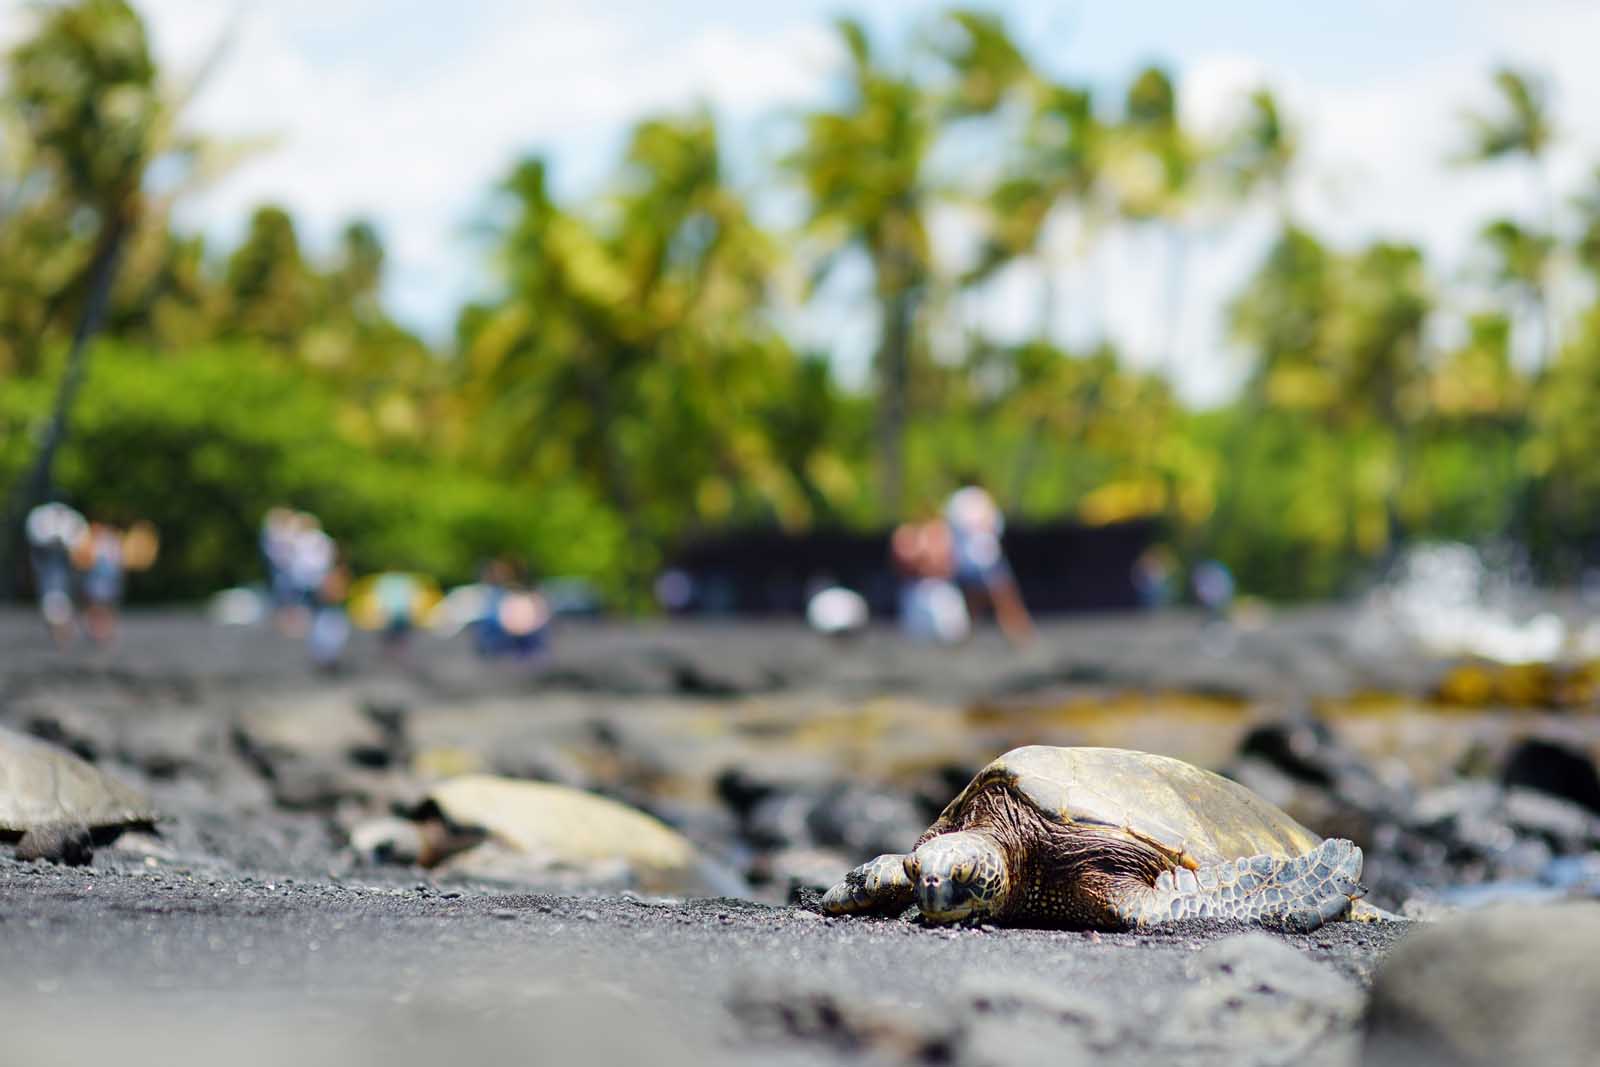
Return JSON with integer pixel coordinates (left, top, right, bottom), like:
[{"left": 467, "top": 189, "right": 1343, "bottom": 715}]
[{"left": 6, "top": 1, "right": 1595, "bottom": 402}]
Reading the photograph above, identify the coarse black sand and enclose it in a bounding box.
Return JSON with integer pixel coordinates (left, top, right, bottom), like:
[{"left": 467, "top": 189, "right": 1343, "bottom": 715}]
[
  {"left": 0, "top": 607, "right": 1574, "bottom": 1065},
  {"left": 0, "top": 855, "right": 1409, "bottom": 1067}
]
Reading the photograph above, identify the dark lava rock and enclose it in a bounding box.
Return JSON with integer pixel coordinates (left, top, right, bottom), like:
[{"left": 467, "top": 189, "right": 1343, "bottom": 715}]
[
  {"left": 231, "top": 697, "right": 412, "bottom": 811},
  {"left": 1363, "top": 902, "right": 1600, "bottom": 1067},
  {"left": 1228, "top": 715, "right": 1414, "bottom": 858},
  {"left": 807, "top": 782, "right": 927, "bottom": 858},
  {"left": 1501, "top": 737, "right": 1600, "bottom": 816},
  {"left": 1226, "top": 716, "right": 1600, "bottom": 906}
]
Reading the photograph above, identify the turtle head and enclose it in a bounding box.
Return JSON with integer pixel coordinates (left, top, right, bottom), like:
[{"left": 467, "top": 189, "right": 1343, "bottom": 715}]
[{"left": 906, "top": 832, "right": 1009, "bottom": 924}]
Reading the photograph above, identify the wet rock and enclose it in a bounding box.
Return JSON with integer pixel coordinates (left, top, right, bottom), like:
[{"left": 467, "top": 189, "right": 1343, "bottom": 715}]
[
  {"left": 1363, "top": 902, "right": 1600, "bottom": 1067},
  {"left": 744, "top": 789, "right": 814, "bottom": 850},
  {"left": 1229, "top": 716, "right": 1411, "bottom": 843},
  {"left": 234, "top": 696, "right": 407, "bottom": 770},
  {"left": 717, "top": 765, "right": 926, "bottom": 869},
  {"left": 1500, "top": 786, "right": 1600, "bottom": 853},
  {"left": 115, "top": 714, "right": 222, "bottom": 782},
  {"left": 1405, "top": 780, "right": 1599, "bottom": 882},
  {"left": 232, "top": 697, "right": 411, "bottom": 811},
  {"left": 807, "top": 782, "right": 927, "bottom": 858},
  {"left": 20, "top": 707, "right": 109, "bottom": 763},
  {"left": 1224, "top": 716, "right": 1600, "bottom": 905}
]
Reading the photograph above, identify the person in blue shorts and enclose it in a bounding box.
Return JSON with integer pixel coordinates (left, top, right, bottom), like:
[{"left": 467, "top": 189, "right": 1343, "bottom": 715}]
[{"left": 944, "top": 477, "right": 1033, "bottom": 645}]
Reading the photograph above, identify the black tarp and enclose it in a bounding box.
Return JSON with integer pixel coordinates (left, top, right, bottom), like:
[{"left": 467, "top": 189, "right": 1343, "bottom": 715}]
[{"left": 664, "top": 517, "right": 1161, "bottom": 616}]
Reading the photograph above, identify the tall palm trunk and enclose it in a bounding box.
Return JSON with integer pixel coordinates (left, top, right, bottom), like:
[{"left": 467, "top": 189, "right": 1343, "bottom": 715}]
[
  {"left": 875, "top": 280, "right": 915, "bottom": 516},
  {"left": 1, "top": 208, "right": 131, "bottom": 597}
]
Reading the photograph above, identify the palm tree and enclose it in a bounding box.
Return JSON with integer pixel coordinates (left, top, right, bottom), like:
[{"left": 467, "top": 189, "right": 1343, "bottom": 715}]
[
  {"left": 221, "top": 205, "right": 314, "bottom": 349},
  {"left": 464, "top": 115, "right": 816, "bottom": 595},
  {"left": 0, "top": 112, "right": 82, "bottom": 377},
  {"left": 926, "top": 9, "right": 1031, "bottom": 118},
  {"left": 967, "top": 81, "right": 1107, "bottom": 340},
  {"left": 1224, "top": 88, "right": 1298, "bottom": 219},
  {"left": 3, "top": 0, "right": 159, "bottom": 588},
  {"left": 1457, "top": 67, "right": 1557, "bottom": 372},
  {"left": 787, "top": 18, "right": 936, "bottom": 515},
  {"left": 3, "top": 0, "right": 231, "bottom": 591},
  {"left": 1570, "top": 166, "right": 1600, "bottom": 281},
  {"left": 1105, "top": 65, "right": 1205, "bottom": 379},
  {"left": 1230, "top": 226, "right": 1337, "bottom": 409}
]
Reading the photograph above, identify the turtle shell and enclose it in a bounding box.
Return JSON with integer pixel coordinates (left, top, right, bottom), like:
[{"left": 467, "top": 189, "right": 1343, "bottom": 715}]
[
  {"left": 424, "top": 775, "right": 697, "bottom": 873},
  {"left": 0, "top": 725, "right": 158, "bottom": 834},
  {"left": 939, "top": 745, "right": 1322, "bottom": 866}
]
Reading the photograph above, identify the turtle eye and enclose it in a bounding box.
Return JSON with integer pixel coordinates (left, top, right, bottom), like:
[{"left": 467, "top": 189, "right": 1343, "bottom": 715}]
[{"left": 951, "top": 862, "right": 974, "bottom": 884}]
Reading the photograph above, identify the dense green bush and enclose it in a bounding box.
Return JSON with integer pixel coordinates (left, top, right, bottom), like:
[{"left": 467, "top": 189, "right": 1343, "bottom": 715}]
[{"left": 1, "top": 343, "right": 625, "bottom": 601}]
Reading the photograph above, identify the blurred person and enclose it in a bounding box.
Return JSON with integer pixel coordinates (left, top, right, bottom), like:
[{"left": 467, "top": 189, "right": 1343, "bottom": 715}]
[
  {"left": 307, "top": 549, "right": 351, "bottom": 672},
  {"left": 284, "top": 512, "right": 334, "bottom": 636},
  {"left": 1132, "top": 544, "right": 1178, "bottom": 611},
  {"left": 654, "top": 568, "right": 694, "bottom": 613},
  {"left": 1192, "top": 559, "right": 1236, "bottom": 622},
  {"left": 473, "top": 559, "right": 550, "bottom": 659},
  {"left": 891, "top": 516, "right": 969, "bottom": 644},
  {"left": 74, "top": 521, "right": 129, "bottom": 646},
  {"left": 260, "top": 507, "right": 300, "bottom": 630},
  {"left": 944, "top": 477, "right": 1033, "bottom": 645},
  {"left": 24, "top": 501, "right": 87, "bottom": 645}
]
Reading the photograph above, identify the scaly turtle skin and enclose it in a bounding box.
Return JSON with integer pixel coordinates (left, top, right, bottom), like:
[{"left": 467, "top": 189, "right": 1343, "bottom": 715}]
[
  {"left": 0, "top": 725, "right": 158, "bottom": 865},
  {"left": 822, "top": 746, "right": 1372, "bottom": 932}
]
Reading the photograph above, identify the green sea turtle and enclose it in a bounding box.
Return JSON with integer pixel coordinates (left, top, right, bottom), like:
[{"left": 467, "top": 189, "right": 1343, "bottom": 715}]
[
  {"left": 0, "top": 724, "right": 159, "bottom": 865},
  {"left": 352, "top": 774, "right": 748, "bottom": 897},
  {"left": 822, "top": 745, "right": 1376, "bottom": 932}
]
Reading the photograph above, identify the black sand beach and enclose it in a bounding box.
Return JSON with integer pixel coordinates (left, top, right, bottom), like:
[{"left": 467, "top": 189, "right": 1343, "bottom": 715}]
[{"left": 2, "top": 608, "right": 1597, "bottom": 1066}]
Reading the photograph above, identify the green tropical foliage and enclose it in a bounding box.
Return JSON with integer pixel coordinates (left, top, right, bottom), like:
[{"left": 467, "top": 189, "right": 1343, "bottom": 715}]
[{"left": 7, "top": 1, "right": 1600, "bottom": 603}]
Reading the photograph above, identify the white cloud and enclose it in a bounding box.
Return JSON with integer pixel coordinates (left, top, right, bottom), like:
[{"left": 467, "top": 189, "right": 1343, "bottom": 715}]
[
  {"left": 0, "top": 8, "right": 30, "bottom": 53},
  {"left": 12, "top": 0, "right": 1600, "bottom": 403},
  {"left": 127, "top": 0, "right": 839, "bottom": 336}
]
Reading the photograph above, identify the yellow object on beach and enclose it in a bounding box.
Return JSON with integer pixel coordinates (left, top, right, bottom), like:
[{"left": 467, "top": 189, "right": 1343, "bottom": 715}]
[{"left": 347, "top": 572, "right": 442, "bottom": 630}]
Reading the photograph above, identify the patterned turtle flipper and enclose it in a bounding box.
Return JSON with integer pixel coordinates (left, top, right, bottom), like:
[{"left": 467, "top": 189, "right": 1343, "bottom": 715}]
[
  {"left": 821, "top": 854, "right": 915, "bottom": 916},
  {"left": 1118, "top": 837, "right": 1365, "bottom": 933}
]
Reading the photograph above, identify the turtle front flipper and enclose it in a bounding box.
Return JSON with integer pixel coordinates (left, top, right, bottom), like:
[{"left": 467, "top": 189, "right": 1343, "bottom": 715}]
[
  {"left": 1118, "top": 838, "right": 1365, "bottom": 933},
  {"left": 821, "top": 854, "right": 915, "bottom": 916}
]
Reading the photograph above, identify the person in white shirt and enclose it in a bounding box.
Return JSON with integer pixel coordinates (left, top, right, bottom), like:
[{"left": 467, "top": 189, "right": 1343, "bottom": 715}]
[
  {"left": 944, "top": 478, "right": 1033, "bottom": 645},
  {"left": 25, "top": 501, "right": 87, "bottom": 644}
]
